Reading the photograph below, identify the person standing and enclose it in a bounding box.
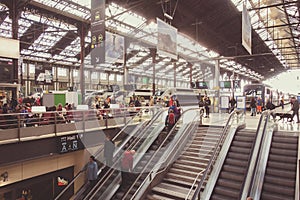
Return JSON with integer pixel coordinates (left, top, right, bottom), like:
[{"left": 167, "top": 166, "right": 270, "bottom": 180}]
[
  {"left": 204, "top": 96, "right": 211, "bottom": 118},
  {"left": 289, "top": 97, "right": 299, "bottom": 123},
  {"left": 104, "top": 135, "right": 115, "bottom": 167},
  {"left": 120, "top": 150, "right": 135, "bottom": 190},
  {"left": 250, "top": 97, "right": 256, "bottom": 116},
  {"left": 280, "top": 96, "right": 284, "bottom": 109},
  {"left": 86, "top": 155, "right": 98, "bottom": 187},
  {"left": 256, "top": 96, "right": 262, "bottom": 114}
]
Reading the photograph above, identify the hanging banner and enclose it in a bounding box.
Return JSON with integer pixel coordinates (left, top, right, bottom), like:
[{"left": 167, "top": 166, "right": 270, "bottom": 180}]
[
  {"left": 91, "top": 0, "right": 105, "bottom": 65},
  {"left": 157, "top": 18, "right": 178, "bottom": 60},
  {"left": 105, "top": 32, "right": 125, "bottom": 63},
  {"left": 242, "top": 4, "right": 252, "bottom": 54}
]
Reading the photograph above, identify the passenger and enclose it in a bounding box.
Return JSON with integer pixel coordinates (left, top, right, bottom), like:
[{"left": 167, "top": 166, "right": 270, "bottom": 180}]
[
  {"left": 104, "top": 135, "right": 115, "bottom": 167},
  {"left": 229, "top": 96, "right": 236, "bottom": 113},
  {"left": 86, "top": 155, "right": 98, "bottom": 187},
  {"left": 289, "top": 97, "right": 299, "bottom": 123},
  {"left": 280, "top": 96, "right": 284, "bottom": 109},
  {"left": 204, "top": 96, "right": 211, "bottom": 118},
  {"left": 167, "top": 109, "right": 175, "bottom": 131},
  {"left": 120, "top": 150, "right": 135, "bottom": 190},
  {"left": 256, "top": 96, "right": 262, "bottom": 114},
  {"left": 250, "top": 97, "right": 256, "bottom": 116},
  {"left": 246, "top": 197, "right": 253, "bottom": 200}
]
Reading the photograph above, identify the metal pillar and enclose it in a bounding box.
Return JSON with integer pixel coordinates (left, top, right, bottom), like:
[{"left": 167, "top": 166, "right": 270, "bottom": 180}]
[
  {"left": 214, "top": 60, "right": 220, "bottom": 113},
  {"left": 173, "top": 61, "right": 176, "bottom": 88},
  {"left": 78, "top": 23, "right": 88, "bottom": 104},
  {"left": 150, "top": 48, "right": 157, "bottom": 96}
]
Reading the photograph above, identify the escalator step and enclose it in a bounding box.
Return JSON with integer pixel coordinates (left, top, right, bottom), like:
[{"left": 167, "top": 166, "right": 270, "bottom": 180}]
[
  {"left": 223, "top": 164, "right": 246, "bottom": 174},
  {"left": 264, "top": 176, "right": 295, "bottom": 187},
  {"left": 230, "top": 146, "right": 251, "bottom": 154},
  {"left": 233, "top": 135, "right": 255, "bottom": 142},
  {"left": 231, "top": 140, "right": 253, "bottom": 148},
  {"left": 210, "top": 193, "right": 234, "bottom": 200},
  {"left": 217, "top": 178, "right": 241, "bottom": 190},
  {"left": 261, "top": 191, "right": 294, "bottom": 200},
  {"left": 268, "top": 154, "right": 297, "bottom": 163},
  {"left": 267, "top": 160, "right": 296, "bottom": 171},
  {"left": 227, "top": 152, "right": 250, "bottom": 161},
  {"left": 225, "top": 158, "right": 248, "bottom": 167},
  {"left": 262, "top": 182, "right": 295, "bottom": 196},
  {"left": 219, "top": 171, "right": 244, "bottom": 182},
  {"left": 272, "top": 135, "right": 298, "bottom": 144},
  {"left": 212, "top": 185, "right": 239, "bottom": 199},
  {"left": 270, "top": 148, "right": 297, "bottom": 157},
  {"left": 265, "top": 168, "right": 296, "bottom": 179},
  {"left": 271, "top": 142, "right": 298, "bottom": 150}
]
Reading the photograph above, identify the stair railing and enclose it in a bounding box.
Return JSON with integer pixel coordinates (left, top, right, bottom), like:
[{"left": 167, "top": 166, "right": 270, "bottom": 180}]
[
  {"left": 54, "top": 107, "right": 162, "bottom": 200},
  {"left": 190, "top": 109, "right": 245, "bottom": 200}
]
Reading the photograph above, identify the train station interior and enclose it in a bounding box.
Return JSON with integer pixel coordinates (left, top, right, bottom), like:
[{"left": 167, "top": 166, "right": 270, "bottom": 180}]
[{"left": 0, "top": 0, "right": 299, "bottom": 199}]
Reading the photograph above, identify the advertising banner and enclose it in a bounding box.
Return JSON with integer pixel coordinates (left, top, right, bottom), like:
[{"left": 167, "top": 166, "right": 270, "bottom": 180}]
[
  {"left": 242, "top": 4, "right": 252, "bottom": 54},
  {"left": 157, "top": 18, "right": 178, "bottom": 60}
]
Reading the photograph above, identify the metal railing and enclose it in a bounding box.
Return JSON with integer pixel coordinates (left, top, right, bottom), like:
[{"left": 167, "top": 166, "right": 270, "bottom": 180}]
[
  {"left": 54, "top": 106, "right": 163, "bottom": 200},
  {"left": 0, "top": 106, "right": 157, "bottom": 144},
  {"left": 191, "top": 109, "right": 245, "bottom": 200}
]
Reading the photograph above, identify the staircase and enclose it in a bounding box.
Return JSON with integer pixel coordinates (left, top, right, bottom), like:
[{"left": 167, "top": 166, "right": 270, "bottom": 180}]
[
  {"left": 210, "top": 129, "right": 256, "bottom": 200},
  {"left": 261, "top": 131, "right": 298, "bottom": 200},
  {"left": 146, "top": 125, "right": 223, "bottom": 200}
]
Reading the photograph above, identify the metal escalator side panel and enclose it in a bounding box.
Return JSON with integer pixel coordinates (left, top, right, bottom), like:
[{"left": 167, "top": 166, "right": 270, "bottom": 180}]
[
  {"left": 197, "top": 126, "right": 239, "bottom": 200},
  {"left": 87, "top": 110, "right": 169, "bottom": 200},
  {"left": 244, "top": 124, "right": 274, "bottom": 200}
]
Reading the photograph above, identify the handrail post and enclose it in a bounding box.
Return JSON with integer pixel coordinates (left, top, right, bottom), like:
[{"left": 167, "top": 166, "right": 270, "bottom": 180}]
[
  {"left": 18, "top": 114, "right": 21, "bottom": 142},
  {"left": 54, "top": 112, "right": 57, "bottom": 136}
]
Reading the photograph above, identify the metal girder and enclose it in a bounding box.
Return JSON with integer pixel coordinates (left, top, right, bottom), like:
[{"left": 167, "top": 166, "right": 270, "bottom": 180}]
[
  {"left": 20, "top": 22, "right": 48, "bottom": 50},
  {"left": 49, "top": 30, "right": 77, "bottom": 56}
]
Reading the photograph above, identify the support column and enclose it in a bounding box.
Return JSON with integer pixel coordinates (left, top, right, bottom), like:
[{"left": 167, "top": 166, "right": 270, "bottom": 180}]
[
  {"left": 188, "top": 63, "right": 193, "bottom": 88},
  {"left": 214, "top": 60, "right": 220, "bottom": 113},
  {"left": 150, "top": 48, "right": 157, "bottom": 96},
  {"left": 78, "top": 23, "right": 88, "bottom": 103},
  {"left": 173, "top": 60, "right": 176, "bottom": 88}
]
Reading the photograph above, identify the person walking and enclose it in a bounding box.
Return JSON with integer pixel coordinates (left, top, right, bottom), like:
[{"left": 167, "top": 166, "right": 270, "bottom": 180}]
[
  {"left": 289, "top": 97, "right": 299, "bottom": 123},
  {"left": 229, "top": 96, "right": 236, "bottom": 113},
  {"left": 204, "top": 96, "right": 211, "bottom": 118},
  {"left": 250, "top": 97, "right": 257, "bottom": 116},
  {"left": 104, "top": 135, "right": 115, "bottom": 167}
]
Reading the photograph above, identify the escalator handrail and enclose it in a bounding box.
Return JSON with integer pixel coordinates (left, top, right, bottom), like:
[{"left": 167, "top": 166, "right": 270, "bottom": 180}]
[
  {"left": 191, "top": 109, "right": 245, "bottom": 200},
  {"left": 239, "top": 110, "right": 272, "bottom": 199},
  {"left": 54, "top": 107, "right": 161, "bottom": 200},
  {"left": 83, "top": 108, "right": 169, "bottom": 200},
  {"left": 123, "top": 108, "right": 203, "bottom": 200}
]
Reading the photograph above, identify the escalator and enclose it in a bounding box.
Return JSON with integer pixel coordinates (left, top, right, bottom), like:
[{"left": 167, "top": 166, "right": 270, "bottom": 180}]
[
  {"left": 82, "top": 109, "right": 170, "bottom": 200},
  {"left": 209, "top": 129, "right": 256, "bottom": 199},
  {"left": 146, "top": 125, "right": 223, "bottom": 200},
  {"left": 260, "top": 131, "right": 298, "bottom": 200}
]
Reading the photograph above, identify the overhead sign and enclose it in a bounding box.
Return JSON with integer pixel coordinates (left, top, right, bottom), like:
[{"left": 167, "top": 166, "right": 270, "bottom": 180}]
[
  {"left": 90, "top": 0, "right": 105, "bottom": 65},
  {"left": 242, "top": 4, "right": 252, "bottom": 54},
  {"left": 0, "top": 37, "right": 19, "bottom": 59},
  {"left": 35, "top": 64, "right": 53, "bottom": 85},
  {"left": 157, "top": 18, "right": 178, "bottom": 60},
  {"left": 58, "top": 134, "right": 84, "bottom": 154}
]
